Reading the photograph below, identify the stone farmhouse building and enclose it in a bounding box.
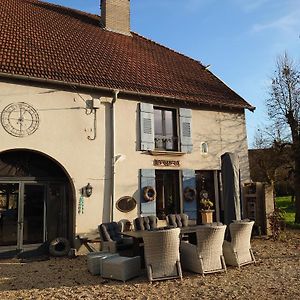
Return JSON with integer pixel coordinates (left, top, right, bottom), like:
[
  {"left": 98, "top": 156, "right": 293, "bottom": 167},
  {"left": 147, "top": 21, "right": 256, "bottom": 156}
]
[{"left": 0, "top": 0, "right": 254, "bottom": 253}]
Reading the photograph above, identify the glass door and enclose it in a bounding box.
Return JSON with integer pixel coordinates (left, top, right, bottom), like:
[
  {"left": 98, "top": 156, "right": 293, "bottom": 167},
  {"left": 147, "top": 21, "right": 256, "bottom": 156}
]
[
  {"left": 0, "top": 183, "right": 19, "bottom": 246},
  {"left": 0, "top": 182, "right": 46, "bottom": 250},
  {"left": 155, "top": 171, "right": 180, "bottom": 219},
  {"left": 23, "top": 184, "right": 46, "bottom": 245}
]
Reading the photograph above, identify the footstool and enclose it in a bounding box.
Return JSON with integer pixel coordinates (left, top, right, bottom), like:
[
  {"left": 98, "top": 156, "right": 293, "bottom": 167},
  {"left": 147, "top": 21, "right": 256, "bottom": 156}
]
[
  {"left": 102, "top": 256, "right": 141, "bottom": 282},
  {"left": 87, "top": 252, "right": 119, "bottom": 275}
]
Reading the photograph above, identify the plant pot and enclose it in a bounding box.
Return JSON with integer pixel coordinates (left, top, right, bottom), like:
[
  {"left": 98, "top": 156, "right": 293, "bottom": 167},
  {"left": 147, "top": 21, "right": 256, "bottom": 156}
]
[{"left": 200, "top": 209, "right": 214, "bottom": 224}]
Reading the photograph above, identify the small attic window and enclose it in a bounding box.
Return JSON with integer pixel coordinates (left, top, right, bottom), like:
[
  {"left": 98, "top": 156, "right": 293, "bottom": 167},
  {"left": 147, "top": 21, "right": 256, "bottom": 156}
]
[{"left": 201, "top": 142, "right": 208, "bottom": 154}]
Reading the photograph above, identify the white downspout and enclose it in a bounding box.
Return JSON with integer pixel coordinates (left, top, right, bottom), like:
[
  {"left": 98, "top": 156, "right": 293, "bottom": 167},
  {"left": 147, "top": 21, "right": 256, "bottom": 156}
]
[{"left": 110, "top": 90, "right": 119, "bottom": 222}]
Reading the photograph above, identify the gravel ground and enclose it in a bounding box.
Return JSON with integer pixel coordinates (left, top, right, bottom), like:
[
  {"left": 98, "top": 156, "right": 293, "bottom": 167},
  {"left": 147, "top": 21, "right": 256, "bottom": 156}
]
[{"left": 0, "top": 229, "right": 299, "bottom": 300}]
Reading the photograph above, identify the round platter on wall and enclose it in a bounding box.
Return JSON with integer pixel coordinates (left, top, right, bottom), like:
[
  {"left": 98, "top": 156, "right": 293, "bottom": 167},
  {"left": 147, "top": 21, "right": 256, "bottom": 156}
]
[
  {"left": 116, "top": 196, "right": 137, "bottom": 213},
  {"left": 1, "top": 102, "right": 40, "bottom": 137}
]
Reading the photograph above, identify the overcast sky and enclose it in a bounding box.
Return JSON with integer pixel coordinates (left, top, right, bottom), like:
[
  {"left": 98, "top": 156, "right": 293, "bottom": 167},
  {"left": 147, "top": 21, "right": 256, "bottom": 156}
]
[{"left": 45, "top": 0, "right": 300, "bottom": 147}]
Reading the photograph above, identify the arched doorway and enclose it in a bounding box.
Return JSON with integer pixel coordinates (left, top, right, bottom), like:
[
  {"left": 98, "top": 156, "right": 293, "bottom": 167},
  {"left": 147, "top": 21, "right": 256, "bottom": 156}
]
[{"left": 0, "top": 149, "right": 74, "bottom": 253}]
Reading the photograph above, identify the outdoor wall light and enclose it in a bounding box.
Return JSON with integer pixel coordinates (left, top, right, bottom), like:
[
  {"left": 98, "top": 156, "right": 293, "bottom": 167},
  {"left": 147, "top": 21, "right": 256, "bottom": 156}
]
[{"left": 82, "top": 183, "right": 93, "bottom": 197}]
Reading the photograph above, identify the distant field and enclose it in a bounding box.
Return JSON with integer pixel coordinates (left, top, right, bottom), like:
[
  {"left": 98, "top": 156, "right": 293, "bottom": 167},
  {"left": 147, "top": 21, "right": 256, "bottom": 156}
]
[{"left": 276, "top": 196, "right": 300, "bottom": 228}]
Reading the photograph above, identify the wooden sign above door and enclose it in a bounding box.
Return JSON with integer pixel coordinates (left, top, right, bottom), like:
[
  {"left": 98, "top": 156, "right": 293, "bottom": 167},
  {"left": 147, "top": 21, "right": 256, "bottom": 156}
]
[{"left": 153, "top": 159, "right": 180, "bottom": 167}]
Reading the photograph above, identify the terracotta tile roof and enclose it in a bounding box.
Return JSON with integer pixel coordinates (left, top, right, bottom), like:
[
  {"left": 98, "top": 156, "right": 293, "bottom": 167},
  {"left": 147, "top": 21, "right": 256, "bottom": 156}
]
[{"left": 0, "top": 0, "right": 254, "bottom": 110}]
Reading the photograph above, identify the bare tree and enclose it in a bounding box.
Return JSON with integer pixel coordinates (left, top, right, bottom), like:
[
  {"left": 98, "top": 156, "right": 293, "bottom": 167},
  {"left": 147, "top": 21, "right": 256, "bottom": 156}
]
[
  {"left": 251, "top": 127, "right": 293, "bottom": 193},
  {"left": 267, "top": 53, "right": 300, "bottom": 223}
]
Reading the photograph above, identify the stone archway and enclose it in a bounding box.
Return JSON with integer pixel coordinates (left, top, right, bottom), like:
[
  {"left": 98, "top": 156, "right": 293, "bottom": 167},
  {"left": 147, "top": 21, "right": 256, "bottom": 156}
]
[{"left": 0, "top": 149, "right": 75, "bottom": 252}]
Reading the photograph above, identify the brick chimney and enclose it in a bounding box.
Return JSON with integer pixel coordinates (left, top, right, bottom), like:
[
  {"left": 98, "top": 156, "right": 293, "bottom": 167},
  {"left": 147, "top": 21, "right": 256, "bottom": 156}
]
[{"left": 101, "top": 0, "right": 131, "bottom": 36}]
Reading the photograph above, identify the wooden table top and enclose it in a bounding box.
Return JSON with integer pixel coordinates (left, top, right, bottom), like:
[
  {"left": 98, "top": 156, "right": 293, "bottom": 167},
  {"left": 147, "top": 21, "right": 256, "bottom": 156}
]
[{"left": 123, "top": 225, "right": 205, "bottom": 239}]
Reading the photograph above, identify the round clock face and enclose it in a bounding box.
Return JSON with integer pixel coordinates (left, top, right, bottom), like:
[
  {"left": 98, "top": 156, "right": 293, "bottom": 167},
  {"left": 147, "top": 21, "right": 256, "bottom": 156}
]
[{"left": 1, "top": 102, "right": 39, "bottom": 137}]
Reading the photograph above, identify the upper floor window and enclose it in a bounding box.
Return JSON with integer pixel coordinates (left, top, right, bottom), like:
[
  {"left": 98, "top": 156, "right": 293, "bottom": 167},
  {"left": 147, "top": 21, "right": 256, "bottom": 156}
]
[
  {"left": 154, "top": 107, "right": 178, "bottom": 151},
  {"left": 139, "top": 103, "right": 192, "bottom": 153}
]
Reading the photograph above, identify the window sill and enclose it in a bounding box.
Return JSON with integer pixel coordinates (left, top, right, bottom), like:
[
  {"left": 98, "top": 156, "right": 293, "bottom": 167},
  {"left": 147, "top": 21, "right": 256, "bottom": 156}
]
[{"left": 145, "top": 150, "right": 186, "bottom": 156}]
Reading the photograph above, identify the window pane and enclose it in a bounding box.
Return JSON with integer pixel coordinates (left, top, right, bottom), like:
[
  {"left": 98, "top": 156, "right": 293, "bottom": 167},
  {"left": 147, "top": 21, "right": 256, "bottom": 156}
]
[
  {"left": 164, "top": 110, "right": 174, "bottom": 135},
  {"left": 154, "top": 109, "right": 163, "bottom": 135},
  {"left": 155, "top": 171, "right": 180, "bottom": 220}
]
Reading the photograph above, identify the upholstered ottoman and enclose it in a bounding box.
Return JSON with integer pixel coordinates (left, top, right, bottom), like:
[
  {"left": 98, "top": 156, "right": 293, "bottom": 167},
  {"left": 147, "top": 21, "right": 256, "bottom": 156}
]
[
  {"left": 87, "top": 252, "right": 119, "bottom": 275},
  {"left": 102, "top": 256, "right": 141, "bottom": 282}
]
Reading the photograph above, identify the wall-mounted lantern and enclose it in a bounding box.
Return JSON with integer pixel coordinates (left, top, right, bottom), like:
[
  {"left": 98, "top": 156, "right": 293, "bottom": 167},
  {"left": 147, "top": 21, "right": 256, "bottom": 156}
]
[{"left": 82, "top": 183, "right": 93, "bottom": 197}]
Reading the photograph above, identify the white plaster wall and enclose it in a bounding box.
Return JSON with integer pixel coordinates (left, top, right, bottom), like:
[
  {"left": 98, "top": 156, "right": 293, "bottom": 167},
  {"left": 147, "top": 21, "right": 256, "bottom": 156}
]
[
  {"left": 0, "top": 81, "right": 108, "bottom": 235},
  {"left": 113, "top": 98, "right": 250, "bottom": 221},
  {"left": 0, "top": 81, "right": 250, "bottom": 235}
]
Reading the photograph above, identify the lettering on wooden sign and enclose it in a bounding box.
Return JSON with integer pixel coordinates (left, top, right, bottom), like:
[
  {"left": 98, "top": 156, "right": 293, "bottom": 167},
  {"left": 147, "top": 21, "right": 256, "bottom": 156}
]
[{"left": 153, "top": 159, "right": 180, "bottom": 167}]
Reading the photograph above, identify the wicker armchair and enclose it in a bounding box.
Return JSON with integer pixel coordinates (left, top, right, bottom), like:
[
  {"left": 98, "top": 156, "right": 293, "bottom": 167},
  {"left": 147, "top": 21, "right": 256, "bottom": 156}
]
[
  {"left": 180, "top": 225, "right": 227, "bottom": 275},
  {"left": 166, "top": 214, "right": 189, "bottom": 228},
  {"left": 98, "top": 222, "right": 133, "bottom": 254},
  {"left": 222, "top": 221, "right": 256, "bottom": 268},
  {"left": 133, "top": 216, "right": 158, "bottom": 231},
  {"left": 118, "top": 219, "right": 132, "bottom": 232},
  {"left": 143, "top": 228, "right": 182, "bottom": 282}
]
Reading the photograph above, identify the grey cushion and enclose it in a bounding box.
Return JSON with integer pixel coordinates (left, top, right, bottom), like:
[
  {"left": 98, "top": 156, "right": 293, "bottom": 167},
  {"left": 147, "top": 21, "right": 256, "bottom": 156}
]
[
  {"left": 102, "top": 256, "right": 141, "bottom": 282},
  {"left": 134, "top": 216, "right": 157, "bottom": 231},
  {"left": 166, "top": 214, "right": 188, "bottom": 228},
  {"left": 87, "top": 252, "right": 119, "bottom": 275}
]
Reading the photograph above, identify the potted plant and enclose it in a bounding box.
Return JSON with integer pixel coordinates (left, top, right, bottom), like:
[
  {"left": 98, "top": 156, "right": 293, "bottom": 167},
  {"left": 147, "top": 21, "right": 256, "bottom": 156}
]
[{"left": 199, "top": 198, "right": 214, "bottom": 224}]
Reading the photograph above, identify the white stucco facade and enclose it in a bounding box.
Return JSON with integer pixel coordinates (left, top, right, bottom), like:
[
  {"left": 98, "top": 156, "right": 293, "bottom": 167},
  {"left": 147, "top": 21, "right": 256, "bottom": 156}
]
[{"left": 0, "top": 80, "right": 250, "bottom": 237}]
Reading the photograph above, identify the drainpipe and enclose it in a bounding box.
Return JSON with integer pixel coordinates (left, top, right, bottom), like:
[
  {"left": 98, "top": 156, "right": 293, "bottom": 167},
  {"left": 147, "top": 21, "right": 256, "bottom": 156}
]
[{"left": 110, "top": 90, "right": 119, "bottom": 222}]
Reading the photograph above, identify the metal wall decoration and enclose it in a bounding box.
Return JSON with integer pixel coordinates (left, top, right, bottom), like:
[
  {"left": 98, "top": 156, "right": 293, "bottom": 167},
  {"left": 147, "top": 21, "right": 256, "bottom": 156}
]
[
  {"left": 183, "top": 186, "right": 197, "bottom": 201},
  {"left": 1, "top": 102, "right": 39, "bottom": 137},
  {"left": 153, "top": 159, "right": 180, "bottom": 167},
  {"left": 116, "top": 196, "right": 137, "bottom": 213}
]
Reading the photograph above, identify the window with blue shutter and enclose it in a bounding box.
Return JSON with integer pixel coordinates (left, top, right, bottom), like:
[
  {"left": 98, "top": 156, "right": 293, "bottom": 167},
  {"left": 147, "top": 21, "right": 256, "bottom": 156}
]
[
  {"left": 139, "top": 103, "right": 155, "bottom": 151},
  {"left": 182, "top": 169, "right": 197, "bottom": 220},
  {"left": 140, "top": 169, "right": 156, "bottom": 216},
  {"left": 179, "top": 108, "right": 193, "bottom": 153},
  {"left": 153, "top": 107, "right": 178, "bottom": 151},
  {"left": 139, "top": 104, "right": 192, "bottom": 153}
]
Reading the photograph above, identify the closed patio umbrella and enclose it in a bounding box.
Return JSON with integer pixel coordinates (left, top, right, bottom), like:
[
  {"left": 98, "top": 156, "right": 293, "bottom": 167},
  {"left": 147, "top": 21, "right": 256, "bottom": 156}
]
[{"left": 221, "top": 152, "right": 241, "bottom": 224}]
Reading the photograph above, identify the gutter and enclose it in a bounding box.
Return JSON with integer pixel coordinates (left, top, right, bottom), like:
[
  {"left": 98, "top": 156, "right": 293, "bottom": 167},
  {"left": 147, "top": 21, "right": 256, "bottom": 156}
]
[
  {"left": 110, "top": 90, "right": 119, "bottom": 222},
  {"left": 0, "top": 72, "right": 255, "bottom": 111}
]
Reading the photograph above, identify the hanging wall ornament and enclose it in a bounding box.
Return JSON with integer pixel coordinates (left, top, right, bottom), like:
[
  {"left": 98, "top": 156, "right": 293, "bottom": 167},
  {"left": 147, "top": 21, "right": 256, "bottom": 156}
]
[{"left": 78, "top": 195, "right": 84, "bottom": 214}]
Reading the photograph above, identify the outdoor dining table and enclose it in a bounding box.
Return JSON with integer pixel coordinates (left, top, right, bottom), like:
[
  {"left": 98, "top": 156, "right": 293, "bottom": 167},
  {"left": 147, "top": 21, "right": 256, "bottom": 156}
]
[
  {"left": 123, "top": 225, "right": 205, "bottom": 239},
  {"left": 122, "top": 225, "right": 205, "bottom": 258}
]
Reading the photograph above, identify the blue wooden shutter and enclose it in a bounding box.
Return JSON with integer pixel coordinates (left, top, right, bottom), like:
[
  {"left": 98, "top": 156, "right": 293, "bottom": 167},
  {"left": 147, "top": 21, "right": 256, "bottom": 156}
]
[
  {"left": 140, "top": 169, "right": 156, "bottom": 216},
  {"left": 182, "top": 169, "right": 197, "bottom": 220},
  {"left": 139, "top": 103, "right": 154, "bottom": 150},
  {"left": 179, "top": 108, "right": 193, "bottom": 153}
]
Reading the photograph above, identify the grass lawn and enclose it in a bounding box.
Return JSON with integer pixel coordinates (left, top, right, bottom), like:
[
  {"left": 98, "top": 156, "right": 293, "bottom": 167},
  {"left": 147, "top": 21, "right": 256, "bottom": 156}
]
[{"left": 276, "top": 196, "right": 300, "bottom": 228}]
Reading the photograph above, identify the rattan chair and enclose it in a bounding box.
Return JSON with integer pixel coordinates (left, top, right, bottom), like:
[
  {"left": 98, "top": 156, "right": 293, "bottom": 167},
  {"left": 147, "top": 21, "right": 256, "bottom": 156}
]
[
  {"left": 118, "top": 219, "right": 132, "bottom": 232},
  {"left": 166, "top": 214, "right": 189, "bottom": 228},
  {"left": 180, "top": 225, "right": 227, "bottom": 275},
  {"left": 133, "top": 216, "right": 158, "bottom": 231},
  {"left": 98, "top": 222, "right": 133, "bottom": 254},
  {"left": 143, "top": 228, "right": 182, "bottom": 282},
  {"left": 222, "top": 220, "right": 256, "bottom": 268}
]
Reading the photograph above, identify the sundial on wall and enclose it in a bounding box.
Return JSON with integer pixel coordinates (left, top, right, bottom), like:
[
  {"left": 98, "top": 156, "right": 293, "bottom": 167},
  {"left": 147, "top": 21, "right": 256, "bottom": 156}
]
[{"left": 1, "top": 102, "right": 39, "bottom": 137}]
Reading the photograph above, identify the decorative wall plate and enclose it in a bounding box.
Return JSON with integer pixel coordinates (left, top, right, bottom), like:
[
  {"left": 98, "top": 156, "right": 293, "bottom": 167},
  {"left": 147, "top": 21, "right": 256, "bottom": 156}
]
[
  {"left": 1, "top": 102, "right": 39, "bottom": 137},
  {"left": 116, "top": 196, "right": 137, "bottom": 213}
]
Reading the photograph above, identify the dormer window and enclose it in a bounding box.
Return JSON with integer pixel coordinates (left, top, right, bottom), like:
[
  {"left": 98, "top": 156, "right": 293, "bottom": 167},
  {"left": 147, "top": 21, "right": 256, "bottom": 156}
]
[{"left": 154, "top": 107, "right": 178, "bottom": 151}]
